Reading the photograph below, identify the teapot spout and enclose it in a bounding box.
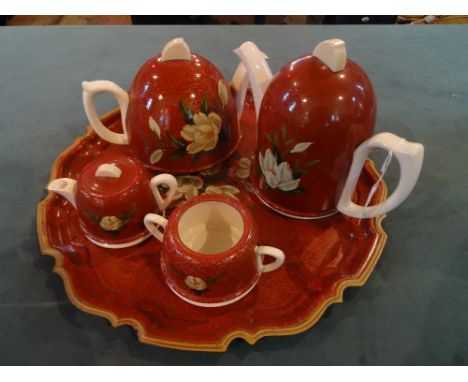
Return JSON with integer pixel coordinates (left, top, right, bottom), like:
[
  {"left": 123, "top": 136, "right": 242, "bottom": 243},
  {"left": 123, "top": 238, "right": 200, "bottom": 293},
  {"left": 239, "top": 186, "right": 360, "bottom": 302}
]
[
  {"left": 233, "top": 42, "right": 273, "bottom": 117},
  {"left": 47, "top": 178, "right": 77, "bottom": 208}
]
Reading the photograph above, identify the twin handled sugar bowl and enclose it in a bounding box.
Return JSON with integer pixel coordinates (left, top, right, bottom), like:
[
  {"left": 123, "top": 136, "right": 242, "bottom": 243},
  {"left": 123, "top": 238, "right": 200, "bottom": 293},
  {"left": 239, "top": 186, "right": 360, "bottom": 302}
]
[
  {"left": 82, "top": 38, "right": 241, "bottom": 174},
  {"left": 234, "top": 39, "right": 424, "bottom": 219},
  {"left": 144, "top": 193, "right": 285, "bottom": 307},
  {"left": 47, "top": 153, "right": 177, "bottom": 248}
]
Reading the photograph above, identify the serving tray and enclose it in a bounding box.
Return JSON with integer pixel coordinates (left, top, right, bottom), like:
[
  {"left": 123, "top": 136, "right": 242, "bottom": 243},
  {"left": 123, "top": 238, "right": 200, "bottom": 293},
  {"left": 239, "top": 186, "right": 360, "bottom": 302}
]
[{"left": 37, "top": 94, "right": 387, "bottom": 351}]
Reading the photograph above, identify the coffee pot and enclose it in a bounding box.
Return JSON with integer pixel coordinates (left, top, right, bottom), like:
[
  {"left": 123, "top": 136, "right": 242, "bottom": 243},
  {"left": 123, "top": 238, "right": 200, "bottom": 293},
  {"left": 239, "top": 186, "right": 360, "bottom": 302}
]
[{"left": 234, "top": 38, "right": 424, "bottom": 219}]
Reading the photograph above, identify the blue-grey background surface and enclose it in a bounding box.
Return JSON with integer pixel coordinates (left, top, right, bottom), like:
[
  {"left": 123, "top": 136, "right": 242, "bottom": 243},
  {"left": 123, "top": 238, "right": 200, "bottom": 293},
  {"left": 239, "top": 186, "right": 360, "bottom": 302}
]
[{"left": 0, "top": 26, "right": 467, "bottom": 365}]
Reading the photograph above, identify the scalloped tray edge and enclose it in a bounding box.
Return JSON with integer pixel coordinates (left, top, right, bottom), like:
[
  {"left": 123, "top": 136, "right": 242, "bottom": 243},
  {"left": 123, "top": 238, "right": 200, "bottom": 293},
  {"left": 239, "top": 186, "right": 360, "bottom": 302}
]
[{"left": 37, "top": 108, "right": 388, "bottom": 352}]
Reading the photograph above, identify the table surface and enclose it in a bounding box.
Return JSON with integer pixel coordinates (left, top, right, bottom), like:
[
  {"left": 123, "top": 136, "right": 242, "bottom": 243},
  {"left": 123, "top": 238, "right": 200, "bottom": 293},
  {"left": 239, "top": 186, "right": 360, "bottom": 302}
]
[{"left": 0, "top": 25, "right": 467, "bottom": 365}]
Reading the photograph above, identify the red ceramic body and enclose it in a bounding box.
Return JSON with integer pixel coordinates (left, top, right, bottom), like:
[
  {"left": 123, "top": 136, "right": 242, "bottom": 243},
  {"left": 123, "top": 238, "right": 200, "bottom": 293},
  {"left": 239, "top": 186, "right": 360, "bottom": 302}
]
[
  {"left": 126, "top": 53, "right": 240, "bottom": 174},
  {"left": 253, "top": 55, "right": 376, "bottom": 218},
  {"left": 75, "top": 153, "right": 156, "bottom": 245},
  {"left": 159, "top": 194, "right": 260, "bottom": 306},
  {"left": 40, "top": 102, "right": 388, "bottom": 350}
]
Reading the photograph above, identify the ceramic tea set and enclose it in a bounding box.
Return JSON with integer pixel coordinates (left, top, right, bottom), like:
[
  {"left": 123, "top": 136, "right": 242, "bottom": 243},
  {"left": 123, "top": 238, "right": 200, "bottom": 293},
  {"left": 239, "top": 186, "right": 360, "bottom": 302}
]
[{"left": 47, "top": 37, "right": 424, "bottom": 308}]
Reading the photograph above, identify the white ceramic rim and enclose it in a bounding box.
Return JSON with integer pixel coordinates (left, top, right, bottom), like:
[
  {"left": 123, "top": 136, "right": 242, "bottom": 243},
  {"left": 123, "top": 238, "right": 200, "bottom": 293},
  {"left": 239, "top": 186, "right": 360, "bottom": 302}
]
[
  {"left": 253, "top": 188, "right": 338, "bottom": 220},
  {"left": 85, "top": 231, "right": 151, "bottom": 249},
  {"left": 167, "top": 276, "right": 259, "bottom": 308}
]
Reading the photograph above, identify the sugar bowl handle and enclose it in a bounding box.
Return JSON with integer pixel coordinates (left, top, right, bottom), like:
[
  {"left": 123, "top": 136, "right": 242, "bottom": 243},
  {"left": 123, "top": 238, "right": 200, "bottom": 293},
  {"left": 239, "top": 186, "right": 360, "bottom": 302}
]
[
  {"left": 82, "top": 80, "right": 130, "bottom": 145},
  {"left": 144, "top": 214, "right": 168, "bottom": 242},
  {"left": 149, "top": 174, "right": 177, "bottom": 212},
  {"left": 255, "top": 246, "right": 285, "bottom": 273},
  {"left": 337, "top": 132, "right": 424, "bottom": 219}
]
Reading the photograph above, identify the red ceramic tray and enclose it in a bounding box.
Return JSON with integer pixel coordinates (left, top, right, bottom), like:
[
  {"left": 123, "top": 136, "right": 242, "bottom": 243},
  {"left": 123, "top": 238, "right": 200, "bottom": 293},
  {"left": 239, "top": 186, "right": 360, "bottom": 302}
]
[{"left": 37, "top": 94, "right": 387, "bottom": 352}]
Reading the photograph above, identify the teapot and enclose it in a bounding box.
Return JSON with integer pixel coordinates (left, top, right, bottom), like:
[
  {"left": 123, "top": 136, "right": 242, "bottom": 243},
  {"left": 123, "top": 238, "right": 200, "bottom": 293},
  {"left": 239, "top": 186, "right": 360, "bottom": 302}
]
[
  {"left": 234, "top": 38, "right": 424, "bottom": 219},
  {"left": 47, "top": 153, "right": 177, "bottom": 248},
  {"left": 82, "top": 38, "right": 241, "bottom": 174}
]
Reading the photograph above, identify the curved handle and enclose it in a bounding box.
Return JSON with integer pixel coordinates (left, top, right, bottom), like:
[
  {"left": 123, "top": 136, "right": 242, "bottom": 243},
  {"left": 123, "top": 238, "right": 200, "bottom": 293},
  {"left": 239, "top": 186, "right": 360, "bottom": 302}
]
[
  {"left": 150, "top": 174, "right": 177, "bottom": 212},
  {"left": 144, "top": 213, "right": 168, "bottom": 242},
  {"left": 255, "top": 246, "right": 285, "bottom": 273},
  {"left": 233, "top": 42, "right": 273, "bottom": 117},
  {"left": 82, "top": 80, "right": 129, "bottom": 145},
  {"left": 337, "top": 132, "right": 424, "bottom": 219},
  {"left": 47, "top": 178, "right": 77, "bottom": 208},
  {"left": 231, "top": 63, "right": 250, "bottom": 118}
]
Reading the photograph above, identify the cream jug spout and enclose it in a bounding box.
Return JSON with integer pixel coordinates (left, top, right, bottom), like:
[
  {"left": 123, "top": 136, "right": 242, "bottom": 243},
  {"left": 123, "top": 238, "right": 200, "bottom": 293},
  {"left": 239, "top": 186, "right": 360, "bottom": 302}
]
[
  {"left": 47, "top": 178, "right": 78, "bottom": 208},
  {"left": 233, "top": 41, "right": 273, "bottom": 116}
]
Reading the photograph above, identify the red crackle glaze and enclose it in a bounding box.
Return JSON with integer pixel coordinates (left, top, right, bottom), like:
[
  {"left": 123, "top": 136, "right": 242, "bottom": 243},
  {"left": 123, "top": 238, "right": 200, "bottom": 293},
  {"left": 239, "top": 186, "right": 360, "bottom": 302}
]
[
  {"left": 253, "top": 55, "right": 376, "bottom": 218},
  {"left": 158, "top": 194, "right": 264, "bottom": 307},
  {"left": 75, "top": 153, "right": 156, "bottom": 246},
  {"left": 38, "top": 92, "right": 388, "bottom": 351},
  {"left": 126, "top": 52, "right": 240, "bottom": 173}
]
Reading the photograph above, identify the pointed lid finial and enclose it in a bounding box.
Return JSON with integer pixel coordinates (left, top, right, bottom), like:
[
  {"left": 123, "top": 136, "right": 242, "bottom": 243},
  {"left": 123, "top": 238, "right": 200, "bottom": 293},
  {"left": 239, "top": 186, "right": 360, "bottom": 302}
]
[
  {"left": 160, "top": 37, "right": 191, "bottom": 62},
  {"left": 95, "top": 163, "right": 122, "bottom": 178},
  {"left": 312, "top": 38, "right": 347, "bottom": 72}
]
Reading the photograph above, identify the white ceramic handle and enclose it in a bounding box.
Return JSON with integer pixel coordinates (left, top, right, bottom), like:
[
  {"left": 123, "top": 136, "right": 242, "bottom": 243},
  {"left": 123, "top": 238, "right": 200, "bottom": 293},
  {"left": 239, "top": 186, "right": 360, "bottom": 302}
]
[
  {"left": 233, "top": 42, "right": 273, "bottom": 117},
  {"left": 231, "top": 63, "right": 250, "bottom": 118},
  {"left": 150, "top": 174, "right": 177, "bottom": 212},
  {"left": 255, "top": 246, "right": 285, "bottom": 273},
  {"left": 337, "top": 132, "right": 424, "bottom": 219},
  {"left": 144, "top": 214, "right": 168, "bottom": 242},
  {"left": 82, "top": 80, "right": 129, "bottom": 145},
  {"left": 47, "top": 178, "right": 77, "bottom": 208}
]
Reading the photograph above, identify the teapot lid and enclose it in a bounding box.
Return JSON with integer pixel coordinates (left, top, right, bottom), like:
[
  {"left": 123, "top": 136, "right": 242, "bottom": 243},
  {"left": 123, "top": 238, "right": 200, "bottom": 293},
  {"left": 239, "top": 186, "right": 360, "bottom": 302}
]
[{"left": 78, "top": 154, "right": 148, "bottom": 197}]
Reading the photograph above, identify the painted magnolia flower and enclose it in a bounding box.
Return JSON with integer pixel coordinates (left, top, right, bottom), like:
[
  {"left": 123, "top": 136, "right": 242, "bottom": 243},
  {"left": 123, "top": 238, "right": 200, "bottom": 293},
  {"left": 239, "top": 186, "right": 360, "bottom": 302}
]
[
  {"left": 259, "top": 149, "right": 300, "bottom": 192},
  {"left": 236, "top": 158, "right": 252, "bottom": 179},
  {"left": 174, "top": 175, "right": 204, "bottom": 200},
  {"left": 204, "top": 185, "right": 240, "bottom": 200},
  {"left": 99, "top": 216, "right": 123, "bottom": 231},
  {"left": 217, "top": 80, "right": 228, "bottom": 106},
  {"left": 181, "top": 112, "right": 222, "bottom": 154},
  {"left": 290, "top": 142, "right": 312, "bottom": 153},
  {"left": 149, "top": 149, "right": 164, "bottom": 164},
  {"left": 185, "top": 276, "right": 207, "bottom": 291}
]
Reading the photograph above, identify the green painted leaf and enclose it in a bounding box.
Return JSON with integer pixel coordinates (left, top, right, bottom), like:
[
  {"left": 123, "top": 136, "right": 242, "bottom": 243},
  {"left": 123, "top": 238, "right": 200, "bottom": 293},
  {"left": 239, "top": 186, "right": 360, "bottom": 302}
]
[
  {"left": 169, "top": 147, "right": 187, "bottom": 160},
  {"left": 179, "top": 100, "right": 194, "bottom": 124},
  {"left": 206, "top": 273, "right": 226, "bottom": 286},
  {"left": 109, "top": 230, "right": 121, "bottom": 237},
  {"left": 121, "top": 204, "right": 137, "bottom": 221},
  {"left": 305, "top": 159, "right": 320, "bottom": 167},
  {"left": 83, "top": 210, "right": 100, "bottom": 224},
  {"left": 285, "top": 138, "right": 294, "bottom": 145},
  {"left": 282, "top": 148, "right": 291, "bottom": 158},
  {"left": 279, "top": 187, "right": 307, "bottom": 195},
  {"left": 167, "top": 132, "right": 186, "bottom": 148},
  {"left": 281, "top": 125, "right": 287, "bottom": 140},
  {"left": 289, "top": 188, "right": 307, "bottom": 195},
  {"left": 200, "top": 94, "right": 211, "bottom": 114},
  {"left": 190, "top": 152, "right": 202, "bottom": 163},
  {"left": 264, "top": 132, "right": 273, "bottom": 143},
  {"left": 272, "top": 131, "right": 279, "bottom": 148},
  {"left": 294, "top": 158, "right": 301, "bottom": 169},
  {"left": 168, "top": 263, "right": 185, "bottom": 278},
  {"left": 272, "top": 146, "right": 282, "bottom": 164},
  {"left": 233, "top": 151, "right": 241, "bottom": 159}
]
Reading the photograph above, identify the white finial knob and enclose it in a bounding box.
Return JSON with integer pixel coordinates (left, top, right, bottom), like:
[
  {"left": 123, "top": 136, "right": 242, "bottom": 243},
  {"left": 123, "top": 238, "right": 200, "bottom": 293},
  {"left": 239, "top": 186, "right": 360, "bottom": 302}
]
[
  {"left": 312, "top": 38, "right": 347, "bottom": 72},
  {"left": 95, "top": 163, "right": 122, "bottom": 178},
  {"left": 160, "top": 38, "right": 191, "bottom": 62}
]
